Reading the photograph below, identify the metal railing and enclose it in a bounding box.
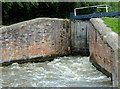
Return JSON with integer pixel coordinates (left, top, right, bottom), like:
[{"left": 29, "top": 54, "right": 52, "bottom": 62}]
[
  {"left": 74, "top": 4, "right": 110, "bottom": 16},
  {"left": 70, "top": 4, "right": 120, "bottom": 21}
]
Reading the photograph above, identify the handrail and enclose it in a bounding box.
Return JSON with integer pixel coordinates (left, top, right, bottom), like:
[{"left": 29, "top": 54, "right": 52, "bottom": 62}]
[{"left": 74, "top": 4, "right": 110, "bottom": 16}]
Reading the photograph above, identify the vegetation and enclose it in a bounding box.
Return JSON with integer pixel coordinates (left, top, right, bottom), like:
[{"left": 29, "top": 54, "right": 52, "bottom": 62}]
[
  {"left": 101, "top": 17, "right": 119, "bottom": 35},
  {"left": 2, "top": 2, "right": 119, "bottom": 25}
]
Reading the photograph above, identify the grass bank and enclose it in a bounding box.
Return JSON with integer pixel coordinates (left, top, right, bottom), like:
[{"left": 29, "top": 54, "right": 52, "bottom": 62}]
[{"left": 101, "top": 17, "right": 119, "bottom": 35}]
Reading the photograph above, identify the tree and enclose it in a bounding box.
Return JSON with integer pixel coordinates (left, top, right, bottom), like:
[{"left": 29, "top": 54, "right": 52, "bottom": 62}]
[{"left": 2, "top": 2, "right": 118, "bottom": 25}]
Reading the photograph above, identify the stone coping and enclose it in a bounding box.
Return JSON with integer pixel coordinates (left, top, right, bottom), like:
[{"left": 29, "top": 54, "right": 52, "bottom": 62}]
[
  {"left": 0, "top": 18, "right": 67, "bottom": 34},
  {"left": 90, "top": 18, "right": 119, "bottom": 51}
]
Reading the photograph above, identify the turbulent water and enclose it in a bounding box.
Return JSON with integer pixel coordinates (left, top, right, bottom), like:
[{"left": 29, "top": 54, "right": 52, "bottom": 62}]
[{"left": 1, "top": 56, "right": 112, "bottom": 87}]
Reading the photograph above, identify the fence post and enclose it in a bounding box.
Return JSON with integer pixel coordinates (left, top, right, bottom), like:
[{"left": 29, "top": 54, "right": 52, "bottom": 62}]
[{"left": 70, "top": 12, "right": 74, "bottom": 21}]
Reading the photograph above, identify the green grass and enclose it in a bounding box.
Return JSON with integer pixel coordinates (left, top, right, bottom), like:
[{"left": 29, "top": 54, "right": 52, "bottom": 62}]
[{"left": 101, "top": 17, "right": 119, "bottom": 35}]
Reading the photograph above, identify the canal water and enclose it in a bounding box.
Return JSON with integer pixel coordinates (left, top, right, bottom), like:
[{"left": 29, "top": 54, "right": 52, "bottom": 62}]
[{"left": 1, "top": 56, "right": 112, "bottom": 87}]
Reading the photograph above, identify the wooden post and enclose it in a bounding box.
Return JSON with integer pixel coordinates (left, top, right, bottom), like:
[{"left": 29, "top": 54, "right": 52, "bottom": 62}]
[{"left": 70, "top": 12, "right": 74, "bottom": 21}]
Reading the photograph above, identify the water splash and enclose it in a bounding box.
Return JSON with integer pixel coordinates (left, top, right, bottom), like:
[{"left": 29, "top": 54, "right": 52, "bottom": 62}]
[{"left": 2, "top": 56, "right": 112, "bottom": 87}]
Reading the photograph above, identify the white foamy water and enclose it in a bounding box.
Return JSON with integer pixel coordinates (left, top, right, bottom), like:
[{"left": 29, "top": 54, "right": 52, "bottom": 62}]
[{"left": 2, "top": 56, "right": 112, "bottom": 87}]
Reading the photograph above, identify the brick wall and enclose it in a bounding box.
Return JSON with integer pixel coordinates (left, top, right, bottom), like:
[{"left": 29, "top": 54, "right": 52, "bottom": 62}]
[
  {"left": 90, "top": 27, "right": 113, "bottom": 73},
  {"left": 0, "top": 18, "right": 70, "bottom": 63},
  {"left": 90, "top": 18, "right": 120, "bottom": 87}
]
